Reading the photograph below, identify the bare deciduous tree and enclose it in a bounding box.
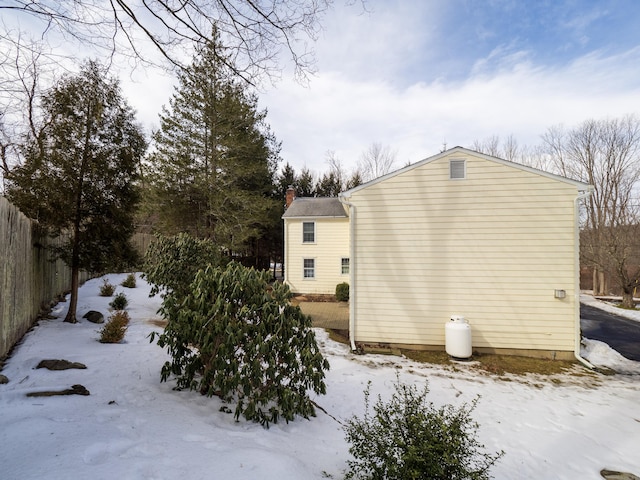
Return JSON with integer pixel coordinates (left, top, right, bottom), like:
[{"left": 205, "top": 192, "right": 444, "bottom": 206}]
[
  {"left": 0, "top": 34, "right": 59, "bottom": 190},
  {"left": 471, "top": 135, "right": 500, "bottom": 158},
  {"left": 471, "top": 134, "right": 521, "bottom": 162},
  {"left": 517, "top": 144, "right": 553, "bottom": 172},
  {"left": 325, "top": 150, "right": 345, "bottom": 191},
  {"left": 542, "top": 115, "right": 640, "bottom": 307},
  {"left": 323, "top": 149, "right": 363, "bottom": 191},
  {"left": 358, "top": 142, "right": 396, "bottom": 182},
  {"left": 471, "top": 134, "right": 555, "bottom": 172},
  {"left": 0, "top": 0, "right": 341, "bottom": 83}
]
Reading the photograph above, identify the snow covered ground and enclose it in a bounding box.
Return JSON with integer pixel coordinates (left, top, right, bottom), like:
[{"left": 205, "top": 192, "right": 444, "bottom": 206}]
[{"left": 1, "top": 274, "right": 639, "bottom": 479}]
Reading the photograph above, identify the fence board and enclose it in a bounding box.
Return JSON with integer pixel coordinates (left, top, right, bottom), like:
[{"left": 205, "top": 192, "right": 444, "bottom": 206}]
[
  {"left": 0, "top": 197, "right": 89, "bottom": 359},
  {"left": 131, "top": 232, "right": 155, "bottom": 259}
]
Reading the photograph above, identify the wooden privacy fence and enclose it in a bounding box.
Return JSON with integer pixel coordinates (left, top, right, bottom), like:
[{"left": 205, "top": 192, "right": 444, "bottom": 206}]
[
  {"left": 131, "top": 232, "right": 155, "bottom": 259},
  {"left": 0, "top": 197, "right": 90, "bottom": 359}
]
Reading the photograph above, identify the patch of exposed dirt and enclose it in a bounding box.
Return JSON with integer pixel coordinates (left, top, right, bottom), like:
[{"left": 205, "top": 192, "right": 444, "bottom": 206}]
[
  {"left": 293, "top": 294, "right": 337, "bottom": 303},
  {"left": 147, "top": 318, "right": 168, "bottom": 328}
]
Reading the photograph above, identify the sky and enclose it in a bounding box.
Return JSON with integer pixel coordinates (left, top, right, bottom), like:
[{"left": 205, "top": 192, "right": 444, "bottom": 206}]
[
  {"left": 1, "top": 273, "right": 640, "bottom": 479},
  {"left": 248, "top": 0, "right": 640, "bottom": 175},
  {"left": 3, "top": 0, "right": 640, "bottom": 178}
]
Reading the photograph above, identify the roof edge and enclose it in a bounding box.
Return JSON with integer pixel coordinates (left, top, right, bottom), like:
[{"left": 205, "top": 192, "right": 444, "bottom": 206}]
[{"left": 340, "top": 146, "right": 591, "bottom": 197}]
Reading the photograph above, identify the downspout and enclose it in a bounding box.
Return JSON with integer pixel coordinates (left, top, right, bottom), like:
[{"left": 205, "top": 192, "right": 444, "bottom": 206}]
[
  {"left": 574, "top": 187, "right": 596, "bottom": 369},
  {"left": 339, "top": 194, "right": 357, "bottom": 351},
  {"left": 283, "top": 218, "right": 289, "bottom": 287}
]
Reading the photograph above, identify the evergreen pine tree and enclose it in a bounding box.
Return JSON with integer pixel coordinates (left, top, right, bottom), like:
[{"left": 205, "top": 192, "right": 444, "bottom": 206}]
[
  {"left": 6, "top": 61, "right": 146, "bottom": 323},
  {"left": 296, "top": 167, "right": 316, "bottom": 197},
  {"left": 277, "top": 162, "right": 298, "bottom": 199},
  {"left": 315, "top": 171, "right": 342, "bottom": 197},
  {"left": 144, "top": 29, "right": 280, "bottom": 256}
]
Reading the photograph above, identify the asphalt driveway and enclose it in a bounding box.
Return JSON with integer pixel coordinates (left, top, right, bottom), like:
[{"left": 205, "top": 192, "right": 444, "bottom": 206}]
[{"left": 581, "top": 303, "right": 640, "bottom": 362}]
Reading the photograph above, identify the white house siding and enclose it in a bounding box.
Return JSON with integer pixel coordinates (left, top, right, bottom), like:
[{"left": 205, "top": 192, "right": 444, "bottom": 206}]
[
  {"left": 346, "top": 150, "right": 582, "bottom": 353},
  {"left": 284, "top": 217, "right": 350, "bottom": 295}
]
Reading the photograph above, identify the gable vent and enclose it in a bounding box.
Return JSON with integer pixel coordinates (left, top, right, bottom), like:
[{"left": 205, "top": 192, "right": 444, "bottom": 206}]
[{"left": 450, "top": 159, "right": 466, "bottom": 179}]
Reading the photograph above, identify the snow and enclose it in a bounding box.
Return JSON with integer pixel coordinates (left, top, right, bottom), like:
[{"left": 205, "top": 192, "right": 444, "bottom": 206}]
[{"left": 1, "top": 274, "right": 639, "bottom": 479}]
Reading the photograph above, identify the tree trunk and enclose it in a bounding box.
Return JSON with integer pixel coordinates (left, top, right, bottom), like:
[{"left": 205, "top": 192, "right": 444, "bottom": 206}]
[
  {"left": 64, "top": 265, "right": 79, "bottom": 323},
  {"left": 64, "top": 205, "right": 82, "bottom": 323},
  {"left": 593, "top": 267, "right": 607, "bottom": 296},
  {"left": 595, "top": 270, "right": 607, "bottom": 296},
  {"left": 621, "top": 290, "right": 635, "bottom": 309},
  {"left": 64, "top": 106, "right": 91, "bottom": 324}
]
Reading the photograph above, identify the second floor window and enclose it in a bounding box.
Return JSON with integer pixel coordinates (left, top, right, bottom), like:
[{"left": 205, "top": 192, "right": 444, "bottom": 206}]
[{"left": 303, "top": 222, "right": 315, "bottom": 243}]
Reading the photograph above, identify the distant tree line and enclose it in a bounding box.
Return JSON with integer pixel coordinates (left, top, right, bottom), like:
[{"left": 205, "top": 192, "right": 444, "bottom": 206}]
[{"left": 275, "top": 143, "right": 399, "bottom": 199}]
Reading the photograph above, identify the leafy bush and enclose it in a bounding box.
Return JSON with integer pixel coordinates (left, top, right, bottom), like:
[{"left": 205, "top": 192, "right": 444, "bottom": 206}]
[
  {"left": 335, "top": 282, "right": 349, "bottom": 302},
  {"left": 121, "top": 273, "right": 136, "bottom": 288},
  {"left": 143, "top": 232, "right": 226, "bottom": 299},
  {"left": 151, "top": 262, "right": 330, "bottom": 427},
  {"left": 99, "top": 279, "right": 115, "bottom": 297},
  {"left": 99, "top": 311, "right": 130, "bottom": 343},
  {"left": 109, "top": 292, "right": 128, "bottom": 310},
  {"left": 343, "top": 378, "right": 503, "bottom": 480}
]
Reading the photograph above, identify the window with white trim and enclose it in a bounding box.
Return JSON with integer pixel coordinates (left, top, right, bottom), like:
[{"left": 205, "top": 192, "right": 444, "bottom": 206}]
[
  {"left": 303, "top": 258, "right": 315, "bottom": 279},
  {"left": 302, "top": 222, "right": 315, "bottom": 243},
  {"left": 450, "top": 159, "right": 466, "bottom": 179},
  {"left": 341, "top": 257, "right": 350, "bottom": 275}
]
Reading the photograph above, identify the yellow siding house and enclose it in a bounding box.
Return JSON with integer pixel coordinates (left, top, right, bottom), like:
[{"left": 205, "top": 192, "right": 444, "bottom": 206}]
[
  {"left": 283, "top": 197, "right": 350, "bottom": 295},
  {"left": 339, "top": 147, "right": 592, "bottom": 359}
]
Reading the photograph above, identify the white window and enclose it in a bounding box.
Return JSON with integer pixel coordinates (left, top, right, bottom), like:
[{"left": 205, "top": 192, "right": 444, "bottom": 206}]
[
  {"left": 303, "top": 258, "right": 315, "bottom": 279},
  {"left": 341, "top": 257, "right": 350, "bottom": 275},
  {"left": 450, "top": 159, "right": 466, "bottom": 180},
  {"left": 302, "top": 222, "right": 315, "bottom": 243}
]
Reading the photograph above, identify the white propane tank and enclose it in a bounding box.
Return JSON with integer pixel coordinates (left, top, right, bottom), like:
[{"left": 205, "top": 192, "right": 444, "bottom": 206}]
[{"left": 445, "top": 315, "right": 472, "bottom": 359}]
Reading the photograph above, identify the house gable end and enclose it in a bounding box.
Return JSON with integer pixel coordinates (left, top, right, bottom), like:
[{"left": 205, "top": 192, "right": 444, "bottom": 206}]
[
  {"left": 343, "top": 146, "right": 586, "bottom": 355},
  {"left": 340, "top": 146, "right": 591, "bottom": 199}
]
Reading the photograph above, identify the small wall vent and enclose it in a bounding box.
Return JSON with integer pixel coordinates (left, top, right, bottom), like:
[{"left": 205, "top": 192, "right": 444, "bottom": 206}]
[{"left": 450, "top": 159, "right": 466, "bottom": 179}]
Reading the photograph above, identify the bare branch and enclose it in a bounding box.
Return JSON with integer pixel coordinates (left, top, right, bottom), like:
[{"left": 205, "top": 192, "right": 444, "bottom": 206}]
[
  {"left": 358, "top": 142, "right": 397, "bottom": 182},
  {"left": 0, "top": 30, "right": 61, "bottom": 189},
  {"left": 0, "top": 0, "right": 335, "bottom": 83}
]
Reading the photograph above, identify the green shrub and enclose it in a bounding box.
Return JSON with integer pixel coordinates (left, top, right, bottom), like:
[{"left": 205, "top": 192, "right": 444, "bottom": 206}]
[
  {"left": 150, "top": 262, "right": 330, "bottom": 427},
  {"left": 99, "top": 279, "right": 115, "bottom": 297},
  {"left": 109, "top": 292, "right": 128, "bottom": 310},
  {"left": 335, "top": 282, "right": 349, "bottom": 302},
  {"left": 143, "top": 232, "right": 227, "bottom": 300},
  {"left": 343, "top": 377, "right": 503, "bottom": 480},
  {"left": 121, "top": 273, "right": 136, "bottom": 288},
  {"left": 99, "top": 311, "right": 130, "bottom": 343}
]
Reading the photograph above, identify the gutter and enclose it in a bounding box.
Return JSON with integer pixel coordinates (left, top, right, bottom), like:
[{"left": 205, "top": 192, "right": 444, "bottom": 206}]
[
  {"left": 574, "top": 187, "right": 596, "bottom": 369},
  {"left": 338, "top": 194, "right": 357, "bottom": 351}
]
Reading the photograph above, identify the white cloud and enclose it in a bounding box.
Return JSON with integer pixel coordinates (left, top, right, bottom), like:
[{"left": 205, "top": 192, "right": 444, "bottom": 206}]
[
  {"left": 314, "top": 0, "right": 445, "bottom": 84},
  {"left": 262, "top": 45, "right": 640, "bottom": 174}
]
